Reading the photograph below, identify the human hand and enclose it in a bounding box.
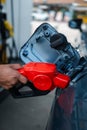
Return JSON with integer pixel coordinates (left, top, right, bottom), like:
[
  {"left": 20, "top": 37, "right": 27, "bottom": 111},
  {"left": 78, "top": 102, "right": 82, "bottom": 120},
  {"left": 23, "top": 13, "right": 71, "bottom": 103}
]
[{"left": 0, "top": 64, "right": 27, "bottom": 89}]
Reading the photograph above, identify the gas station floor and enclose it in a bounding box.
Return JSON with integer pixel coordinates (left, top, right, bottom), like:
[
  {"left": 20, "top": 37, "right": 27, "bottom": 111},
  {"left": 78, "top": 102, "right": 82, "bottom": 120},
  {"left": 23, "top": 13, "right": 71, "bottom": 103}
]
[{"left": 0, "top": 90, "right": 54, "bottom": 130}]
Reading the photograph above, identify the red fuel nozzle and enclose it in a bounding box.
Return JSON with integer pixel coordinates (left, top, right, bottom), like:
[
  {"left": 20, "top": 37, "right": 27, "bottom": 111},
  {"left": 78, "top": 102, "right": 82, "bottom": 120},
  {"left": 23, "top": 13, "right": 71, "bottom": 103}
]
[{"left": 18, "top": 62, "right": 70, "bottom": 91}]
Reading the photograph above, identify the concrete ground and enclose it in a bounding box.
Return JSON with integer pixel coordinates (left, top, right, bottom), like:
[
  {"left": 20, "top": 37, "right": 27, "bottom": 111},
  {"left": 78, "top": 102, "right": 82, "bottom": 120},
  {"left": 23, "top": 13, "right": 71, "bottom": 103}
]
[{"left": 0, "top": 90, "right": 54, "bottom": 130}]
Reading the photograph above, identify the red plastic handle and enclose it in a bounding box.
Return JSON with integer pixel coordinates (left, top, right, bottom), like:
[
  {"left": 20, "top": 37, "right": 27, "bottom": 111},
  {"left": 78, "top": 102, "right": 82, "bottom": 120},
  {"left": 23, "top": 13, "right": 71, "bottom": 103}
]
[{"left": 18, "top": 62, "right": 70, "bottom": 91}]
